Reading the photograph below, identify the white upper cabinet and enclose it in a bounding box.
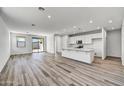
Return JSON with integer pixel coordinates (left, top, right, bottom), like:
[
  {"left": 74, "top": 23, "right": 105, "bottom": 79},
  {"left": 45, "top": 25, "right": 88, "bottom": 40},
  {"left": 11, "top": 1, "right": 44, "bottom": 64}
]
[
  {"left": 62, "top": 35, "right": 69, "bottom": 48},
  {"left": 84, "top": 35, "right": 92, "bottom": 44},
  {"left": 92, "top": 33, "right": 102, "bottom": 39},
  {"left": 69, "top": 36, "right": 76, "bottom": 44},
  {"left": 68, "top": 32, "right": 102, "bottom": 45}
]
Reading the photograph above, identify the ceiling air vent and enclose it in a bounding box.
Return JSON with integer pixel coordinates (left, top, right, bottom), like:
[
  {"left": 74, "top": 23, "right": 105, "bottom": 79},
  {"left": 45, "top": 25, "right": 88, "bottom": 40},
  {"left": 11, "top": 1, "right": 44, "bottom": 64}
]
[
  {"left": 38, "top": 7, "right": 45, "bottom": 11},
  {"left": 32, "top": 24, "right": 36, "bottom": 26}
]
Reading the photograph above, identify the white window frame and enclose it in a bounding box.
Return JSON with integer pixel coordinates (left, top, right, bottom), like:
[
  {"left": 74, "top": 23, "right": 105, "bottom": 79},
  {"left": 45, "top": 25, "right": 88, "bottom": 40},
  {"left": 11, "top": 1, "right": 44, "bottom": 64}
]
[{"left": 16, "top": 36, "right": 26, "bottom": 48}]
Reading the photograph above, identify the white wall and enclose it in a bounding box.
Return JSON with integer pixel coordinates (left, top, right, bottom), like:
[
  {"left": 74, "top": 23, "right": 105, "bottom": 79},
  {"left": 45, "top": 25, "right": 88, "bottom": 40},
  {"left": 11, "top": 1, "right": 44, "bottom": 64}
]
[
  {"left": 107, "top": 30, "right": 121, "bottom": 57},
  {"left": 10, "top": 33, "right": 32, "bottom": 55},
  {"left": 0, "top": 16, "right": 10, "bottom": 72},
  {"left": 46, "top": 34, "right": 55, "bottom": 54}
]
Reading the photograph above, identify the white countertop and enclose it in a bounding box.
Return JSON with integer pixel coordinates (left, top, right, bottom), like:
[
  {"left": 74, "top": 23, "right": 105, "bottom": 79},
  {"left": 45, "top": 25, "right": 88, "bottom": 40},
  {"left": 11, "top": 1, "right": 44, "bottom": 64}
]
[{"left": 62, "top": 48, "right": 94, "bottom": 52}]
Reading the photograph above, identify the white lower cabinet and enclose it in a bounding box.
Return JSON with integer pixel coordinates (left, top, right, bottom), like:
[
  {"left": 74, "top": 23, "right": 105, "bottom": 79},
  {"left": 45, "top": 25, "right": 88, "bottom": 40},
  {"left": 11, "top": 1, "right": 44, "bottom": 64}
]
[{"left": 62, "top": 49, "right": 94, "bottom": 64}]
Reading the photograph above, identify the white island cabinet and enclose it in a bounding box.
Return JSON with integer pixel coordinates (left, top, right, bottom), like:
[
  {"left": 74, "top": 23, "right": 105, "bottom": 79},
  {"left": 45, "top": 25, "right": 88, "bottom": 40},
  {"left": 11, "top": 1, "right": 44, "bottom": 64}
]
[{"left": 62, "top": 48, "right": 94, "bottom": 64}]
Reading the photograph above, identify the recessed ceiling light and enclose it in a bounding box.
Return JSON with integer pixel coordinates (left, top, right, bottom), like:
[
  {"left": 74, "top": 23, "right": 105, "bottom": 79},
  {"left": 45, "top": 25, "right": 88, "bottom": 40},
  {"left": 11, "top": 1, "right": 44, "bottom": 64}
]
[
  {"left": 97, "top": 26, "right": 100, "bottom": 29},
  {"left": 63, "top": 29, "right": 66, "bottom": 31},
  {"left": 112, "top": 27, "right": 114, "bottom": 30},
  {"left": 78, "top": 28, "right": 81, "bottom": 30},
  {"left": 73, "top": 26, "right": 76, "bottom": 28},
  {"left": 48, "top": 15, "right": 51, "bottom": 19},
  {"left": 73, "top": 32, "right": 76, "bottom": 34},
  {"left": 89, "top": 20, "right": 93, "bottom": 24},
  {"left": 108, "top": 20, "right": 113, "bottom": 24}
]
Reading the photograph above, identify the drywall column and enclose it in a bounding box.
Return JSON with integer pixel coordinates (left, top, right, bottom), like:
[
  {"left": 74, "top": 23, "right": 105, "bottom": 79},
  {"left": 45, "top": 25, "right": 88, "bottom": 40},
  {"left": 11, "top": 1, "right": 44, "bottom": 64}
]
[
  {"left": 122, "top": 21, "right": 124, "bottom": 65},
  {"left": 46, "top": 34, "right": 55, "bottom": 54},
  {"left": 102, "top": 28, "right": 107, "bottom": 60},
  {"left": 55, "top": 35, "right": 62, "bottom": 53},
  {"left": 54, "top": 35, "right": 57, "bottom": 55},
  {"left": 43, "top": 36, "right": 47, "bottom": 52}
]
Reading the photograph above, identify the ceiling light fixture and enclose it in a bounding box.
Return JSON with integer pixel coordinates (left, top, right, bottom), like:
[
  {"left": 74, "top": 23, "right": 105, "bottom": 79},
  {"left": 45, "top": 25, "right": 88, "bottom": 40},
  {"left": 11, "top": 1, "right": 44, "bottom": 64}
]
[
  {"left": 48, "top": 15, "right": 51, "bottom": 19},
  {"left": 97, "top": 26, "right": 100, "bottom": 29},
  {"left": 89, "top": 20, "right": 93, "bottom": 24},
  {"left": 73, "top": 32, "right": 76, "bottom": 34},
  {"left": 73, "top": 26, "right": 76, "bottom": 28},
  {"left": 63, "top": 29, "right": 66, "bottom": 31},
  {"left": 108, "top": 20, "right": 113, "bottom": 24},
  {"left": 112, "top": 27, "right": 114, "bottom": 30},
  {"left": 78, "top": 28, "right": 81, "bottom": 30}
]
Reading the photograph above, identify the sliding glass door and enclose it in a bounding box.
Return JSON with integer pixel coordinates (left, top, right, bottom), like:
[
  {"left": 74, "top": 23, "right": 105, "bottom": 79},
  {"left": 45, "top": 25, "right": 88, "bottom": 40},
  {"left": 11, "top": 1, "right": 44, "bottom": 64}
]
[{"left": 32, "top": 37, "right": 44, "bottom": 53}]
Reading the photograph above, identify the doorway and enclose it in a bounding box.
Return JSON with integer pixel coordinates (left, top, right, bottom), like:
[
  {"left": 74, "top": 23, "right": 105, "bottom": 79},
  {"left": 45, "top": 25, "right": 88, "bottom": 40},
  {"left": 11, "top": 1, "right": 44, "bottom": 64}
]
[
  {"left": 106, "top": 30, "right": 121, "bottom": 62},
  {"left": 32, "top": 37, "right": 44, "bottom": 53}
]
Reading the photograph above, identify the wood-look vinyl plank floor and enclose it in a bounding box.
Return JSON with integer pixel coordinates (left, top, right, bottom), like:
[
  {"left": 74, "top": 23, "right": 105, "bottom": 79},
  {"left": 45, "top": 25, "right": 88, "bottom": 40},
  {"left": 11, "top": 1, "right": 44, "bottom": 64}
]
[{"left": 0, "top": 52, "right": 124, "bottom": 86}]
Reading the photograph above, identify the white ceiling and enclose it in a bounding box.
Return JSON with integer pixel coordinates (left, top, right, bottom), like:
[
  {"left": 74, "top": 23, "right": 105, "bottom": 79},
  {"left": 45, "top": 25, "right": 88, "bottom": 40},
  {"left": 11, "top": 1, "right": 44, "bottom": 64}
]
[{"left": 0, "top": 7, "right": 124, "bottom": 35}]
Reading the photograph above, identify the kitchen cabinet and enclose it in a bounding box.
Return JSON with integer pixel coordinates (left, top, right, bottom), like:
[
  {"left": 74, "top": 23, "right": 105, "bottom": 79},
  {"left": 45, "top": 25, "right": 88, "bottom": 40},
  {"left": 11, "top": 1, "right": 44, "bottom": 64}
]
[
  {"left": 68, "top": 32, "right": 102, "bottom": 45},
  {"left": 62, "top": 35, "right": 69, "bottom": 48}
]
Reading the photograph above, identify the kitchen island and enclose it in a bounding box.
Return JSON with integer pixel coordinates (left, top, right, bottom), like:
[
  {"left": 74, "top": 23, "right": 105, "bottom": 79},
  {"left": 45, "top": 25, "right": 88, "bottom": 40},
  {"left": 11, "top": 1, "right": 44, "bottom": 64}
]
[{"left": 62, "top": 48, "right": 94, "bottom": 64}]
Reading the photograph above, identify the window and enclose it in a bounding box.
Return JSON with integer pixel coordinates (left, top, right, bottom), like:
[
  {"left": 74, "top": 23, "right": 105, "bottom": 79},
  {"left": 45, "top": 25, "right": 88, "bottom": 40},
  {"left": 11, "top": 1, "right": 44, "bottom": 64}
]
[{"left": 16, "top": 36, "right": 26, "bottom": 48}]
